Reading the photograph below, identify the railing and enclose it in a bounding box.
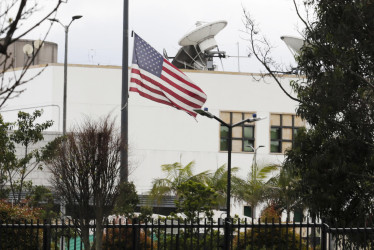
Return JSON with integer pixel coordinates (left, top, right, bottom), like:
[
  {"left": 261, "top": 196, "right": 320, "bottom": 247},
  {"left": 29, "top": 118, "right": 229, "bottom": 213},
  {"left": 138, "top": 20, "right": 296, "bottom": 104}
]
[{"left": 0, "top": 218, "right": 373, "bottom": 249}]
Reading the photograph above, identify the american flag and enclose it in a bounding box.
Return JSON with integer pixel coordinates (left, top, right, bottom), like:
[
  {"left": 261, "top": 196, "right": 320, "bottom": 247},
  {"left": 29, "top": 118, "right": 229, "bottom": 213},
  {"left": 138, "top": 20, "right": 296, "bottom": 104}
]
[{"left": 129, "top": 33, "right": 207, "bottom": 118}]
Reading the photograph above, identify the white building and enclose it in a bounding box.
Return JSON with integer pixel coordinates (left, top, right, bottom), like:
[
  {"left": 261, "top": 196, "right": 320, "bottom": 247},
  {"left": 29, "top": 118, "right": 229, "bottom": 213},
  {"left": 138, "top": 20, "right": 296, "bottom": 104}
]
[{"left": 1, "top": 63, "right": 302, "bottom": 217}]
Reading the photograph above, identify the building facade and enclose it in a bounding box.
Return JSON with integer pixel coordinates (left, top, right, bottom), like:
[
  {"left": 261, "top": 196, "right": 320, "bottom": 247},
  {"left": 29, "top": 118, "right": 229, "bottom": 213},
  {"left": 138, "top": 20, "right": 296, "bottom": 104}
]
[{"left": 1, "top": 63, "right": 302, "bottom": 217}]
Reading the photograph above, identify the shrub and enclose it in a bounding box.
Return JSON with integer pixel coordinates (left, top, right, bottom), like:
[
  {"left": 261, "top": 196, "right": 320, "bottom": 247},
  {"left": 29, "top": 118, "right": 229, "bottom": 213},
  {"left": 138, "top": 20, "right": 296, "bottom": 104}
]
[
  {"left": 260, "top": 204, "right": 281, "bottom": 223},
  {"left": 0, "top": 200, "right": 41, "bottom": 221},
  {"left": 232, "top": 227, "right": 307, "bottom": 250},
  {"left": 102, "top": 218, "right": 156, "bottom": 249},
  {"left": 0, "top": 200, "right": 42, "bottom": 249}
]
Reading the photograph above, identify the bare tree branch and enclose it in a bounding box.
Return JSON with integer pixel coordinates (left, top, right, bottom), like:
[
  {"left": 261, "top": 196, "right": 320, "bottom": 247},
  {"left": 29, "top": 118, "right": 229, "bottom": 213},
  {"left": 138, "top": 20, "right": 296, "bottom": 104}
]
[
  {"left": 0, "top": 0, "right": 63, "bottom": 108},
  {"left": 46, "top": 116, "right": 124, "bottom": 250},
  {"left": 242, "top": 9, "right": 303, "bottom": 103}
]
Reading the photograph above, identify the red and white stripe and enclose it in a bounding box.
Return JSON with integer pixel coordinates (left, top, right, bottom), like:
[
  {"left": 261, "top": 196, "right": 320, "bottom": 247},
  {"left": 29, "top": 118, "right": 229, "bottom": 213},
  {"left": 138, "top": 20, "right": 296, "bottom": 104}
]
[{"left": 130, "top": 59, "right": 207, "bottom": 117}]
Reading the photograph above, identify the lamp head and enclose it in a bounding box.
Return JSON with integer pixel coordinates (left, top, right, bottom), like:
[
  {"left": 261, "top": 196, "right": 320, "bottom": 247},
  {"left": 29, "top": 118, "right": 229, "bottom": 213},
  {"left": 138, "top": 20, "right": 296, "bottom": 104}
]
[
  {"left": 48, "top": 18, "right": 59, "bottom": 22},
  {"left": 72, "top": 15, "right": 83, "bottom": 20},
  {"left": 247, "top": 116, "right": 266, "bottom": 123},
  {"left": 193, "top": 108, "right": 214, "bottom": 119}
]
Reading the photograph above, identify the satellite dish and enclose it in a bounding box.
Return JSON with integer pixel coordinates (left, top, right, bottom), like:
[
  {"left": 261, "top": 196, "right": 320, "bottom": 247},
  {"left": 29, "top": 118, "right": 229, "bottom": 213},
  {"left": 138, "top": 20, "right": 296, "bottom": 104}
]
[
  {"left": 280, "top": 36, "right": 305, "bottom": 55},
  {"left": 23, "top": 44, "right": 33, "bottom": 56},
  {"left": 33, "top": 39, "right": 43, "bottom": 49},
  {"left": 179, "top": 20, "right": 227, "bottom": 52},
  {"left": 172, "top": 45, "right": 206, "bottom": 70},
  {"left": 172, "top": 20, "right": 227, "bottom": 71}
]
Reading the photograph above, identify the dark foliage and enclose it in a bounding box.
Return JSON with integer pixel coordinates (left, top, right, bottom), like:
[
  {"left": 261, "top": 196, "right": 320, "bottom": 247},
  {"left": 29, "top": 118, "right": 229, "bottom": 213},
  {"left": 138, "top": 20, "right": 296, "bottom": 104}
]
[{"left": 285, "top": 0, "right": 374, "bottom": 226}]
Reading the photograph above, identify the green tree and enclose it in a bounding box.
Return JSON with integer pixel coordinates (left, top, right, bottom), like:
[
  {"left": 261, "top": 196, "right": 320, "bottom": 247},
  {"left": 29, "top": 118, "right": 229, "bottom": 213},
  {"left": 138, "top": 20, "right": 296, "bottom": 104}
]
[
  {"left": 28, "top": 185, "right": 58, "bottom": 220},
  {"left": 236, "top": 164, "right": 278, "bottom": 219},
  {"left": 138, "top": 206, "right": 153, "bottom": 223},
  {"left": 0, "top": 115, "right": 15, "bottom": 199},
  {"left": 150, "top": 161, "right": 209, "bottom": 203},
  {"left": 8, "top": 110, "right": 53, "bottom": 204},
  {"left": 175, "top": 180, "right": 218, "bottom": 222},
  {"left": 205, "top": 164, "right": 242, "bottom": 208},
  {"left": 151, "top": 162, "right": 246, "bottom": 218},
  {"left": 264, "top": 166, "right": 302, "bottom": 221},
  {"left": 284, "top": 0, "right": 374, "bottom": 226},
  {"left": 0, "top": 111, "right": 55, "bottom": 204},
  {"left": 244, "top": 0, "right": 374, "bottom": 227},
  {"left": 113, "top": 181, "right": 139, "bottom": 217}
]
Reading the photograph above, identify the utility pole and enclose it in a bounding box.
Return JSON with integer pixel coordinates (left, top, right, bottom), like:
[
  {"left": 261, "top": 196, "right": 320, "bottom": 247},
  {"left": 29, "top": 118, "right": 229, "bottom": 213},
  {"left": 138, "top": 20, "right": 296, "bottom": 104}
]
[{"left": 120, "top": 0, "right": 129, "bottom": 183}]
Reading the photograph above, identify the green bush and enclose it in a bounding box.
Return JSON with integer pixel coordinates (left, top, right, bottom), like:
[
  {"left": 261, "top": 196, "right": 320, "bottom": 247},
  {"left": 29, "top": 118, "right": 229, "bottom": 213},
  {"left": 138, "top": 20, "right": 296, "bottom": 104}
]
[
  {"left": 0, "top": 201, "right": 42, "bottom": 249},
  {"left": 157, "top": 229, "right": 221, "bottom": 250},
  {"left": 232, "top": 227, "right": 308, "bottom": 250},
  {"left": 102, "top": 218, "right": 156, "bottom": 249}
]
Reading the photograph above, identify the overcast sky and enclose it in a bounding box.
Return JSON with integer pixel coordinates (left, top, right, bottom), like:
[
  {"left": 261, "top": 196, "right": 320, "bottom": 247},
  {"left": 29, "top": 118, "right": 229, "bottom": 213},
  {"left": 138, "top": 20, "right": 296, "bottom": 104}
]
[{"left": 26, "top": 0, "right": 305, "bottom": 73}]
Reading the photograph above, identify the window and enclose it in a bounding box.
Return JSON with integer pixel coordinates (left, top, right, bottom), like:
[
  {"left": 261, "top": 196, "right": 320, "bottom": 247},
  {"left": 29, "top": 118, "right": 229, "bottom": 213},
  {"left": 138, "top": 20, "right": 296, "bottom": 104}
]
[
  {"left": 244, "top": 206, "right": 252, "bottom": 217},
  {"left": 220, "top": 111, "right": 256, "bottom": 152},
  {"left": 270, "top": 114, "right": 305, "bottom": 153},
  {"left": 293, "top": 209, "right": 303, "bottom": 223}
]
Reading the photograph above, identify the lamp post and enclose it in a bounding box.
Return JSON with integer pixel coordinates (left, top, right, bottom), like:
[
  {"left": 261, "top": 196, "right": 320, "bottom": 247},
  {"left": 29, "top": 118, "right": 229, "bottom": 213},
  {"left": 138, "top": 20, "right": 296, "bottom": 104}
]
[
  {"left": 194, "top": 108, "right": 265, "bottom": 249},
  {"left": 248, "top": 145, "right": 264, "bottom": 218},
  {"left": 49, "top": 15, "right": 82, "bottom": 136},
  {"left": 249, "top": 145, "right": 264, "bottom": 182}
]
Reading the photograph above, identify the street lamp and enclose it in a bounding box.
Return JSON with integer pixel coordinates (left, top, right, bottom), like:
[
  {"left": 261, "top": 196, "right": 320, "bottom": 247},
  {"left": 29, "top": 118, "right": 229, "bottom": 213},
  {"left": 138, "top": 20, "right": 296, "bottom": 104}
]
[
  {"left": 248, "top": 145, "right": 264, "bottom": 218},
  {"left": 249, "top": 145, "right": 264, "bottom": 181},
  {"left": 49, "top": 15, "right": 83, "bottom": 135},
  {"left": 194, "top": 108, "right": 265, "bottom": 249}
]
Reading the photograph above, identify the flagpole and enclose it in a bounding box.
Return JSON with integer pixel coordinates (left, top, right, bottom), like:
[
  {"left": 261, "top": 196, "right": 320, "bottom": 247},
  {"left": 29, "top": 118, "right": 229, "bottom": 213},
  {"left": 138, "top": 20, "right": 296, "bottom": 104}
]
[{"left": 120, "top": 0, "right": 129, "bottom": 183}]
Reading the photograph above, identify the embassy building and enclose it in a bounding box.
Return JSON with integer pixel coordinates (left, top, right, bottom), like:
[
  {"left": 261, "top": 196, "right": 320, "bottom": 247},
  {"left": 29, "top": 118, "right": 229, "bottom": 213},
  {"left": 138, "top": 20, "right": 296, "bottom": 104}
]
[
  {"left": 1, "top": 63, "right": 303, "bottom": 216},
  {"left": 1, "top": 32, "right": 303, "bottom": 219}
]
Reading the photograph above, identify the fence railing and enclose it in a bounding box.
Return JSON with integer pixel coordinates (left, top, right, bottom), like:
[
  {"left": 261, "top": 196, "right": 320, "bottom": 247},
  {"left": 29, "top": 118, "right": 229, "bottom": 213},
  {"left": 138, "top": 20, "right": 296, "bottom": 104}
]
[{"left": 0, "top": 218, "right": 373, "bottom": 249}]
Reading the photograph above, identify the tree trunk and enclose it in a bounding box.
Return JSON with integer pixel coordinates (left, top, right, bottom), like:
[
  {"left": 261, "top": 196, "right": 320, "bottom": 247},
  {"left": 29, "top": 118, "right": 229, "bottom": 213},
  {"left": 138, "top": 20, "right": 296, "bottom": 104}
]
[
  {"left": 94, "top": 202, "right": 104, "bottom": 250},
  {"left": 81, "top": 222, "right": 91, "bottom": 250},
  {"left": 95, "top": 219, "right": 103, "bottom": 250}
]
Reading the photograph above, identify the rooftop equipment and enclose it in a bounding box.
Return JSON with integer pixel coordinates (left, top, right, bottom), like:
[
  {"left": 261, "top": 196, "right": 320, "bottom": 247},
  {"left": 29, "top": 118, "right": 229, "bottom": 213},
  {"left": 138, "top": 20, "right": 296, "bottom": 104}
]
[{"left": 170, "top": 20, "right": 227, "bottom": 71}]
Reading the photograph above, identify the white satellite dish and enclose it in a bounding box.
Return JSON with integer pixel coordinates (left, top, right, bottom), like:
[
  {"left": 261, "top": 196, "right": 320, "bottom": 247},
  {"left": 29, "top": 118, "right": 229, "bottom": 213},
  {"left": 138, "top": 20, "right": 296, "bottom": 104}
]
[
  {"left": 280, "top": 36, "right": 305, "bottom": 55},
  {"left": 179, "top": 20, "right": 227, "bottom": 52},
  {"left": 23, "top": 44, "right": 33, "bottom": 56},
  {"left": 33, "top": 39, "right": 43, "bottom": 49}
]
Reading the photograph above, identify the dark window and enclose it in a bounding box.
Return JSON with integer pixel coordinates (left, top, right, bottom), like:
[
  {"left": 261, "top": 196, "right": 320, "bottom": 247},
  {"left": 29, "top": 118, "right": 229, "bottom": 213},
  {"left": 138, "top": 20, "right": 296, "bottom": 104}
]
[
  {"left": 220, "top": 111, "right": 256, "bottom": 152},
  {"left": 293, "top": 209, "right": 303, "bottom": 222},
  {"left": 244, "top": 206, "right": 252, "bottom": 217},
  {"left": 270, "top": 140, "right": 281, "bottom": 153},
  {"left": 270, "top": 114, "right": 304, "bottom": 153},
  {"left": 243, "top": 139, "right": 254, "bottom": 152}
]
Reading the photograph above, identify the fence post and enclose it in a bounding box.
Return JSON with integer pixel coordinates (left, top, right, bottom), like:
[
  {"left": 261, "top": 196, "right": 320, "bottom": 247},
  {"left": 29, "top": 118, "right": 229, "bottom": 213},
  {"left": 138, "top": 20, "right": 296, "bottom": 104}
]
[
  {"left": 132, "top": 218, "right": 139, "bottom": 250},
  {"left": 321, "top": 222, "right": 327, "bottom": 250},
  {"left": 43, "top": 219, "right": 51, "bottom": 250},
  {"left": 224, "top": 218, "right": 230, "bottom": 250}
]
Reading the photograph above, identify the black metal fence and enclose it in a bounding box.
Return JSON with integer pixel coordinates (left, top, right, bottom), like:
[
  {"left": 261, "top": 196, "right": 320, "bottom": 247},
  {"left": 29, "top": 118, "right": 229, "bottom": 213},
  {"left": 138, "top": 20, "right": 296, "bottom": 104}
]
[{"left": 0, "top": 218, "right": 373, "bottom": 249}]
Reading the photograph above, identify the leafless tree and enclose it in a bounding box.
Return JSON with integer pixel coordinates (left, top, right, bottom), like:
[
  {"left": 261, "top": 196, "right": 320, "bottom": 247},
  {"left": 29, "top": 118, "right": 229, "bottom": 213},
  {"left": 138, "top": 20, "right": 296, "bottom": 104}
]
[
  {"left": 0, "top": 0, "right": 63, "bottom": 107},
  {"left": 242, "top": 7, "right": 302, "bottom": 103},
  {"left": 46, "top": 117, "right": 123, "bottom": 250},
  {"left": 243, "top": 0, "right": 374, "bottom": 105}
]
